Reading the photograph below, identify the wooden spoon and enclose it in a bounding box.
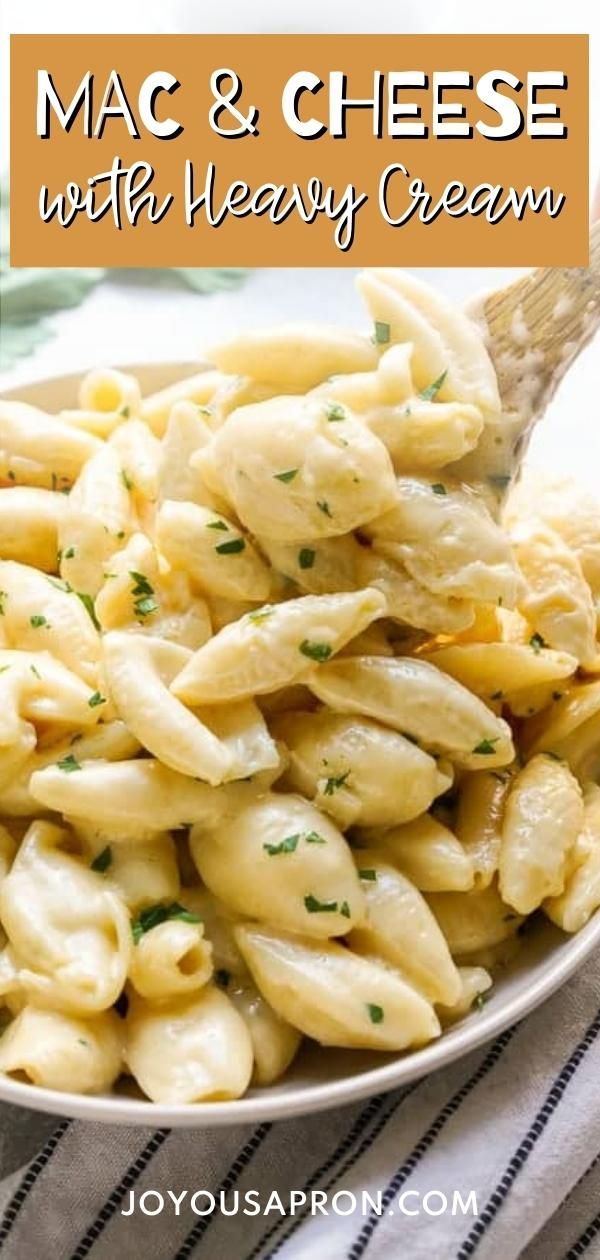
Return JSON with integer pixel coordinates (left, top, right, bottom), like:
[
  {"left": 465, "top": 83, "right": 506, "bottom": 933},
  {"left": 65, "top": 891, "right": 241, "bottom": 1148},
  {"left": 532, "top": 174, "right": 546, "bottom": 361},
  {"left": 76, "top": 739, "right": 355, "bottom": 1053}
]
[{"left": 471, "top": 222, "right": 600, "bottom": 426}]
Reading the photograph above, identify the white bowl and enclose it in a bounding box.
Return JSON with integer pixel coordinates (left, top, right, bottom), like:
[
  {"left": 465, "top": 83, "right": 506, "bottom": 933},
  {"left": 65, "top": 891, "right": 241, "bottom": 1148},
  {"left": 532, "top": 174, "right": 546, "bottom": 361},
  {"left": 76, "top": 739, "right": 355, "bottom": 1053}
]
[{"left": 2, "top": 362, "right": 600, "bottom": 1129}]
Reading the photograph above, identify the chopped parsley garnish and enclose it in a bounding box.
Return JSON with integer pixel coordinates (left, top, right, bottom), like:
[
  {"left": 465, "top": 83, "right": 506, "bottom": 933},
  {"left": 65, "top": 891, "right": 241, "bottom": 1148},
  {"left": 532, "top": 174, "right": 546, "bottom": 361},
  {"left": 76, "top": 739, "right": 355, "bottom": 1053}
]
[
  {"left": 304, "top": 894, "right": 339, "bottom": 914},
  {"left": 30, "top": 664, "right": 41, "bottom": 679},
  {"left": 264, "top": 833, "right": 300, "bottom": 856},
  {"left": 490, "top": 690, "right": 504, "bottom": 701},
  {"left": 30, "top": 614, "right": 48, "bottom": 628},
  {"left": 91, "top": 846, "right": 112, "bottom": 873},
  {"left": 215, "top": 537, "right": 246, "bottom": 555},
  {"left": 0, "top": 665, "right": 10, "bottom": 674},
  {"left": 0, "top": 591, "right": 6, "bottom": 615},
  {"left": 76, "top": 590, "right": 101, "bottom": 630},
  {"left": 57, "top": 753, "right": 81, "bottom": 773},
  {"left": 298, "top": 548, "right": 316, "bottom": 570},
  {"left": 316, "top": 499, "right": 332, "bottom": 517},
  {"left": 130, "top": 571, "right": 154, "bottom": 597},
  {"left": 206, "top": 519, "right": 228, "bottom": 531},
  {"left": 474, "top": 992, "right": 490, "bottom": 1011},
  {"left": 131, "top": 902, "right": 202, "bottom": 944},
  {"left": 248, "top": 606, "right": 275, "bottom": 624},
  {"left": 119, "top": 405, "right": 130, "bottom": 418},
  {"left": 273, "top": 469, "right": 299, "bottom": 484},
  {"left": 431, "top": 483, "right": 447, "bottom": 496},
  {"left": 215, "top": 968, "right": 230, "bottom": 988},
  {"left": 373, "top": 321, "right": 391, "bottom": 345},
  {"left": 63, "top": 546, "right": 76, "bottom": 560},
  {"left": 488, "top": 474, "right": 512, "bottom": 489},
  {"left": 135, "top": 595, "right": 159, "bottom": 618},
  {"left": 340, "top": 900, "right": 351, "bottom": 918},
  {"left": 419, "top": 369, "right": 447, "bottom": 401},
  {"left": 88, "top": 691, "right": 106, "bottom": 708},
  {"left": 299, "top": 640, "right": 333, "bottom": 663},
  {"left": 121, "top": 469, "right": 134, "bottom": 490},
  {"left": 130, "top": 571, "right": 158, "bottom": 620},
  {"left": 358, "top": 868, "right": 377, "bottom": 881},
  {"left": 324, "top": 402, "right": 346, "bottom": 422},
  {"left": 472, "top": 738, "right": 500, "bottom": 756},
  {"left": 529, "top": 633, "right": 546, "bottom": 654},
  {"left": 323, "top": 770, "right": 351, "bottom": 795},
  {"left": 367, "top": 1003, "right": 384, "bottom": 1024},
  {"left": 305, "top": 830, "right": 326, "bottom": 844}
]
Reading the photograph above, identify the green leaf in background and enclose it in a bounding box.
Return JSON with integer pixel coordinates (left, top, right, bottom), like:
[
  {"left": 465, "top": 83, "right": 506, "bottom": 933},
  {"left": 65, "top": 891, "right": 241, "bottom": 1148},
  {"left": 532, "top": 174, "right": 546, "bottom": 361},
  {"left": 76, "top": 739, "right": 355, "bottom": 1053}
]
[
  {"left": 1, "top": 268, "right": 106, "bottom": 319},
  {"left": 171, "top": 267, "right": 248, "bottom": 292},
  {"left": 0, "top": 177, "right": 248, "bottom": 372},
  {"left": 0, "top": 318, "right": 53, "bottom": 372}
]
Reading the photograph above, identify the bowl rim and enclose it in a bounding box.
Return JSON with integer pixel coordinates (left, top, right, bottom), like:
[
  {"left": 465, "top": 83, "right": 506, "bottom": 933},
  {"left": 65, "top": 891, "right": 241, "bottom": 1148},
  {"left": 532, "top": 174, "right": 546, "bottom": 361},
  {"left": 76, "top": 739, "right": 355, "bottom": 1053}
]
[{"left": 1, "top": 362, "right": 599, "bottom": 1128}]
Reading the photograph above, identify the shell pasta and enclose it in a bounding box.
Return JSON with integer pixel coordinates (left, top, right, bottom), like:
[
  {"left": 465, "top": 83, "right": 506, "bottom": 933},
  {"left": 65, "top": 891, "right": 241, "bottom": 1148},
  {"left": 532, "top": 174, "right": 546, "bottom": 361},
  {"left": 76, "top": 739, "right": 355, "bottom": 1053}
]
[{"left": 1, "top": 267, "right": 599, "bottom": 1106}]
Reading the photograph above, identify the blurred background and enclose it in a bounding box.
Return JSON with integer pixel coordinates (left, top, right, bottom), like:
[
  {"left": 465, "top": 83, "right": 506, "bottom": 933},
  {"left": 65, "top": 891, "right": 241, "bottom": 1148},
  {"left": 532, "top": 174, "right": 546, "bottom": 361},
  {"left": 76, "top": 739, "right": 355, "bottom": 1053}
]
[{"left": 0, "top": 1, "right": 598, "bottom": 487}]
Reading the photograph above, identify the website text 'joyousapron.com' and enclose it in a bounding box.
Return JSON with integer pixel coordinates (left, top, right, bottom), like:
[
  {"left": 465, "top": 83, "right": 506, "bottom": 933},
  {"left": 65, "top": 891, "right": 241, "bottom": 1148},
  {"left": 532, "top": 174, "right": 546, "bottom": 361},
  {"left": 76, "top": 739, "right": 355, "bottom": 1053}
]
[{"left": 121, "top": 1188, "right": 479, "bottom": 1218}]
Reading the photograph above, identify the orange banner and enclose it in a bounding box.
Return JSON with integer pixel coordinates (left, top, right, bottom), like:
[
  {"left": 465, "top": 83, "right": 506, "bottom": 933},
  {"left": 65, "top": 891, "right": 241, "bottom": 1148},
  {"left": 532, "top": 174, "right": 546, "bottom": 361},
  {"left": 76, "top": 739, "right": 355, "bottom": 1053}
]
[{"left": 10, "top": 33, "right": 589, "bottom": 267}]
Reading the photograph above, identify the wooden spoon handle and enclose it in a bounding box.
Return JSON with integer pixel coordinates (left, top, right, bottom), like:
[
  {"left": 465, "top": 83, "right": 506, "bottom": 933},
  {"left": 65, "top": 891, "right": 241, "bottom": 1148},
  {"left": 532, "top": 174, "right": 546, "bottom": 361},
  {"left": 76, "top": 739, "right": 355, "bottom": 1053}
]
[{"left": 478, "top": 222, "right": 600, "bottom": 421}]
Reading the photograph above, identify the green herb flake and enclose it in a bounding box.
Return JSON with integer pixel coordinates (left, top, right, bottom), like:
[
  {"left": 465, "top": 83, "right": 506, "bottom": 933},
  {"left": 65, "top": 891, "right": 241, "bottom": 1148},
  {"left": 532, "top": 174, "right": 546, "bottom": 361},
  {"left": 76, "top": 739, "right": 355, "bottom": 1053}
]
[
  {"left": 91, "top": 846, "right": 113, "bottom": 873},
  {"left": 134, "top": 595, "right": 159, "bottom": 619},
  {"left": 474, "top": 992, "right": 490, "bottom": 1012},
  {"left": 304, "top": 894, "right": 339, "bottom": 914},
  {"left": 324, "top": 402, "right": 346, "bottom": 423},
  {"left": 358, "top": 868, "right": 377, "bottom": 881},
  {"left": 131, "top": 901, "right": 202, "bottom": 945},
  {"left": 74, "top": 590, "right": 101, "bottom": 630},
  {"left": 367, "top": 1003, "right": 384, "bottom": 1024},
  {"left": 373, "top": 321, "right": 391, "bottom": 345},
  {"left": 215, "top": 537, "right": 246, "bottom": 555},
  {"left": 472, "top": 738, "right": 500, "bottom": 756},
  {"left": 298, "top": 548, "right": 316, "bottom": 570},
  {"left": 264, "top": 833, "right": 300, "bottom": 856},
  {"left": 119, "top": 405, "right": 130, "bottom": 418},
  {"left": 431, "top": 483, "right": 447, "bottom": 496},
  {"left": 304, "top": 831, "right": 326, "bottom": 845},
  {"left": 316, "top": 499, "right": 332, "bottom": 518},
  {"left": 88, "top": 691, "right": 106, "bottom": 709},
  {"left": 63, "top": 546, "right": 76, "bottom": 560},
  {"left": 0, "top": 665, "right": 10, "bottom": 674},
  {"left": 273, "top": 468, "right": 299, "bottom": 484},
  {"left": 30, "top": 664, "right": 41, "bottom": 679},
  {"left": 248, "top": 605, "right": 275, "bottom": 624},
  {"left": 206, "top": 519, "right": 229, "bottom": 531},
  {"left": 130, "top": 571, "right": 154, "bottom": 597},
  {"left": 490, "top": 690, "right": 504, "bottom": 701},
  {"left": 57, "top": 753, "right": 81, "bottom": 773},
  {"left": 0, "top": 592, "right": 6, "bottom": 616},
  {"left": 529, "top": 633, "right": 546, "bottom": 654},
  {"left": 340, "top": 900, "right": 351, "bottom": 919},
  {"left": 323, "top": 770, "right": 351, "bottom": 796},
  {"left": 30, "top": 614, "right": 48, "bottom": 628},
  {"left": 299, "top": 640, "right": 333, "bottom": 663},
  {"left": 488, "top": 474, "right": 512, "bottom": 490},
  {"left": 419, "top": 370, "right": 447, "bottom": 402}
]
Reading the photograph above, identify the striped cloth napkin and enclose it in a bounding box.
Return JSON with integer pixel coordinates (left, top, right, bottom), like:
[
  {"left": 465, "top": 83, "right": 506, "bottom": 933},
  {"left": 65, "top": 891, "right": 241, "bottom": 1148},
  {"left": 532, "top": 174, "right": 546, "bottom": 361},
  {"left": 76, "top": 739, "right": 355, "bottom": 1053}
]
[{"left": 0, "top": 949, "right": 599, "bottom": 1260}]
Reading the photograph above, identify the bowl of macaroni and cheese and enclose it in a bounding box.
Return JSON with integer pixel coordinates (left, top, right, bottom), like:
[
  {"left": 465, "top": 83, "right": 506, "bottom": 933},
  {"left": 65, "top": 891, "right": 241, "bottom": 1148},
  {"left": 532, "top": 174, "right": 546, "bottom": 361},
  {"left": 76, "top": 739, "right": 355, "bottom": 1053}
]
[{"left": 0, "top": 269, "right": 599, "bottom": 1126}]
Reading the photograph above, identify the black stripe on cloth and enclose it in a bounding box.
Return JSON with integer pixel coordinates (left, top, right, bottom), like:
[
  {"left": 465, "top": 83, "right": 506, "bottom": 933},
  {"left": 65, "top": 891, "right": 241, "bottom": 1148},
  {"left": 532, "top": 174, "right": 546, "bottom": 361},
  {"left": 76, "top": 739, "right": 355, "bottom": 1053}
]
[
  {"left": 0, "top": 1117, "right": 72, "bottom": 1248},
  {"left": 455, "top": 1004, "right": 600, "bottom": 1260},
  {"left": 245, "top": 1093, "right": 388, "bottom": 1260},
  {"left": 172, "top": 1123, "right": 272, "bottom": 1260},
  {"left": 347, "top": 1026, "right": 517, "bottom": 1260},
  {"left": 564, "top": 1205, "right": 600, "bottom": 1259},
  {"left": 260, "top": 1086, "right": 420, "bottom": 1260},
  {"left": 70, "top": 1128, "right": 170, "bottom": 1260}
]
